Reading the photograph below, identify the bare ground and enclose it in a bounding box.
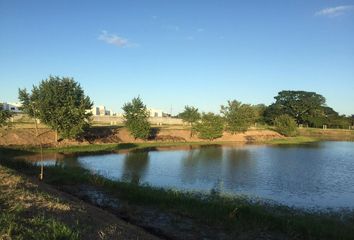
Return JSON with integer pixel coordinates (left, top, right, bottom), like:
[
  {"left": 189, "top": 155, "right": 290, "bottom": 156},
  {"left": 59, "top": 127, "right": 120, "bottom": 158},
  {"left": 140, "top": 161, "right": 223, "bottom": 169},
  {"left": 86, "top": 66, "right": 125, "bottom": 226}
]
[{"left": 0, "top": 127, "right": 283, "bottom": 146}]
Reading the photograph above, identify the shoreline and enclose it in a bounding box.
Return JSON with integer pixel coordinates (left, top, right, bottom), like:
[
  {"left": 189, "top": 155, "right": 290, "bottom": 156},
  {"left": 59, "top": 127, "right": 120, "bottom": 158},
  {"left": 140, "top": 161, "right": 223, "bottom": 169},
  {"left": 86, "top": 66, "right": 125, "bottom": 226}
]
[
  {"left": 1, "top": 158, "right": 353, "bottom": 240},
  {"left": 0, "top": 136, "right": 319, "bottom": 154}
]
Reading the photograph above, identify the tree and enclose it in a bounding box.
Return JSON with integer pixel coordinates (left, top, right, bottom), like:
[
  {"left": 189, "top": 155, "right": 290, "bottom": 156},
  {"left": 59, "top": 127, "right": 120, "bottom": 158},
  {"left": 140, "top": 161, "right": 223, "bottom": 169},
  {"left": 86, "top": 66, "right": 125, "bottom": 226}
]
[
  {"left": 272, "top": 90, "right": 326, "bottom": 124},
  {"left": 18, "top": 76, "right": 93, "bottom": 141},
  {"left": 194, "top": 112, "right": 224, "bottom": 141},
  {"left": 220, "top": 100, "right": 256, "bottom": 134},
  {"left": 274, "top": 114, "right": 298, "bottom": 137},
  {"left": 263, "top": 103, "right": 284, "bottom": 124},
  {"left": 0, "top": 103, "right": 13, "bottom": 127},
  {"left": 252, "top": 104, "right": 267, "bottom": 124},
  {"left": 179, "top": 106, "right": 201, "bottom": 137},
  {"left": 122, "top": 97, "right": 151, "bottom": 140}
]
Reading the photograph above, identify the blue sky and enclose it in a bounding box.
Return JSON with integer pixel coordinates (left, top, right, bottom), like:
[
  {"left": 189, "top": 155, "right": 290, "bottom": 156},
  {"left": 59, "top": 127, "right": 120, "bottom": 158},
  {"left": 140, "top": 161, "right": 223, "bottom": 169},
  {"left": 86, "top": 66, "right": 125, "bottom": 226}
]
[{"left": 1, "top": 0, "right": 353, "bottom": 115}]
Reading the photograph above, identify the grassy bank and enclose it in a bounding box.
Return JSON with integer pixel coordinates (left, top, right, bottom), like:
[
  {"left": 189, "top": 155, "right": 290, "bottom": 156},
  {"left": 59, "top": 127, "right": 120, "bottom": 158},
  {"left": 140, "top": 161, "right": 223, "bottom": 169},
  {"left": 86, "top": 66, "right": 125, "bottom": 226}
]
[
  {"left": 264, "top": 136, "right": 319, "bottom": 145},
  {"left": 0, "top": 165, "right": 162, "bottom": 240},
  {"left": 299, "top": 128, "right": 354, "bottom": 141},
  {"left": 0, "top": 166, "right": 80, "bottom": 240},
  {"left": 1, "top": 157, "right": 354, "bottom": 240}
]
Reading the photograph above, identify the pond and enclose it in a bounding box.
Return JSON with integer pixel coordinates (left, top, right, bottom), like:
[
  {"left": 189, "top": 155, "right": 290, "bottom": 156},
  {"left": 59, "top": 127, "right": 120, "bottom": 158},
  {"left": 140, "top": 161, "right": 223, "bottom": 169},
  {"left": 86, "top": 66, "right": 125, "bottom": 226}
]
[{"left": 15, "top": 141, "right": 354, "bottom": 209}]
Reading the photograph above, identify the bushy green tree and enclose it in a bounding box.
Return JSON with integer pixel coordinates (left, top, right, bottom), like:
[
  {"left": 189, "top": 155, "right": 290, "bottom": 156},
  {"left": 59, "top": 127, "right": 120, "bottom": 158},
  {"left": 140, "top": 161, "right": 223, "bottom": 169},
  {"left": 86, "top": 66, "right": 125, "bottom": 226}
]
[
  {"left": 194, "top": 112, "right": 224, "bottom": 141},
  {"left": 252, "top": 104, "right": 267, "bottom": 124},
  {"left": 263, "top": 103, "right": 283, "bottom": 124},
  {"left": 18, "top": 76, "right": 93, "bottom": 141},
  {"left": 273, "top": 90, "right": 326, "bottom": 124},
  {"left": 122, "top": 97, "right": 151, "bottom": 140},
  {"left": 274, "top": 114, "right": 298, "bottom": 137},
  {"left": 179, "top": 106, "right": 201, "bottom": 137},
  {"left": 0, "top": 103, "right": 13, "bottom": 127},
  {"left": 220, "top": 100, "right": 256, "bottom": 134}
]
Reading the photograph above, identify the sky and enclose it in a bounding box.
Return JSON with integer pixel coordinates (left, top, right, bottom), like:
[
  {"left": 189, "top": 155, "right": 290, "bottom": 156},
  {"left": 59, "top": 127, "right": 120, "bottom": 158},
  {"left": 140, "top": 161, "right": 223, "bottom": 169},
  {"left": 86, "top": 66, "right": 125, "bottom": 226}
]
[{"left": 0, "top": 0, "right": 353, "bottom": 115}]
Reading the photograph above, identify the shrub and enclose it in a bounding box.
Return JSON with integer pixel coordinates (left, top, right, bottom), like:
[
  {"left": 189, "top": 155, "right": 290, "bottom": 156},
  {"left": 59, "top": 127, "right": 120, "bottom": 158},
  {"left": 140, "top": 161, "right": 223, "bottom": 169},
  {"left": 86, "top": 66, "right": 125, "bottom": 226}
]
[
  {"left": 274, "top": 114, "right": 298, "bottom": 137},
  {"left": 194, "top": 113, "right": 224, "bottom": 140}
]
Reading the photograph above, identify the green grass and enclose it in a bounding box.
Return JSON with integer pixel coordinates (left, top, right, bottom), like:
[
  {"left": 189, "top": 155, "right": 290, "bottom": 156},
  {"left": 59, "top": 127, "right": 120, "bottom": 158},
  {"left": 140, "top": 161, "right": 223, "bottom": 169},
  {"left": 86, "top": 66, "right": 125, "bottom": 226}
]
[
  {"left": 1, "top": 157, "right": 354, "bottom": 240},
  {"left": 263, "top": 136, "right": 319, "bottom": 145},
  {"left": 299, "top": 128, "right": 354, "bottom": 141},
  {"left": 0, "top": 211, "right": 80, "bottom": 240}
]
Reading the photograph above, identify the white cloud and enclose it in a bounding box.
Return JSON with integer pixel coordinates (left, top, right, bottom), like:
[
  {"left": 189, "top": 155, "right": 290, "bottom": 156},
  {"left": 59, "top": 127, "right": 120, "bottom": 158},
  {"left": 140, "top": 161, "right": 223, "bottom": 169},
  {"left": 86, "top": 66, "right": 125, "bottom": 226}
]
[
  {"left": 315, "top": 5, "right": 354, "bottom": 17},
  {"left": 98, "top": 31, "right": 137, "bottom": 48}
]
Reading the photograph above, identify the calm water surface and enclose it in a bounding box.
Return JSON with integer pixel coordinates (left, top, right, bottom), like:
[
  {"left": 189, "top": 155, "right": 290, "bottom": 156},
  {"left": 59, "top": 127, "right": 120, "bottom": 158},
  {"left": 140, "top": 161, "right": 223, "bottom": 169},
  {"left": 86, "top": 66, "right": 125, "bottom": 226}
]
[{"left": 21, "top": 142, "right": 354, "bottom": 209}]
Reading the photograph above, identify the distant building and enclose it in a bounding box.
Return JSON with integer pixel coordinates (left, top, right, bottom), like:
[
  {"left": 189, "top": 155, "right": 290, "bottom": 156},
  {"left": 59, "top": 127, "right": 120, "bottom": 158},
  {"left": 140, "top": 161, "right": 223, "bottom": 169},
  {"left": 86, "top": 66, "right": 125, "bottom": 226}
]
[
  {"left": 1, "top": 102, "right": 22, "bottom": 113},
  {"left": 90, "top": 105, "right": 114, "bottom": 116},
  {"left": 148, "top": 108, "right": 169, "bottom": 118}
]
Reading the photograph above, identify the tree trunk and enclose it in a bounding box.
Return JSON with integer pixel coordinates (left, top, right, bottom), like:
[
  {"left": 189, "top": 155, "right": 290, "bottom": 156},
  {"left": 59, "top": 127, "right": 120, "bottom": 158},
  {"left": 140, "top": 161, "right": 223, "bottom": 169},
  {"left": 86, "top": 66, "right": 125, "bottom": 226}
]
[
  {"left": 190, "top": 123, "right": 193, "bottom": 138},
  {"left": 55, "top": 130, "right": 58, "bottom": 144},
  {"left": 34, "top": 118, "right": 39, "bottom": 137}
]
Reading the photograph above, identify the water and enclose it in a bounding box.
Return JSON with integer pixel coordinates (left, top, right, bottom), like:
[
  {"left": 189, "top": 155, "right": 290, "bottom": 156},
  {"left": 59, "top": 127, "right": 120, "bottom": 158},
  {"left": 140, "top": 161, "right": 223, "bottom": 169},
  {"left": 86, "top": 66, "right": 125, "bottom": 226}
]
[{"left": 16, "top": 141, "right": 354, "bottom": 209}]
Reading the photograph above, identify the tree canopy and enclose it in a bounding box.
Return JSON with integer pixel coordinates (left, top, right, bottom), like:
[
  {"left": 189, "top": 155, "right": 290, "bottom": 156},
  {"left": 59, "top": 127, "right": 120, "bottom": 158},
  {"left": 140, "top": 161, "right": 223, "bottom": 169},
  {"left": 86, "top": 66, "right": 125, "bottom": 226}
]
[
  {"left": 272, "top": 90, "right": 326, "bottom": 124},
  {"left": 18, "top": 76, "right": 93, "bottom": 141},
  {"left": 194, "top": 112, "right": 224, "bottom": 141},
  {"left": 179, "top": 106, "right": 201, "bottom": 137},
  {"left": 274, "top": 114, "right": 298, "bottom": 137},
  {"left": 0, "top": 103, "right": 13, "bottom": 127},
  {"left": 122, "top": 97, "right": 151, "bottom": 140},
  {"left": 220, "top": 100, "right": 256, "bottom": 134}
]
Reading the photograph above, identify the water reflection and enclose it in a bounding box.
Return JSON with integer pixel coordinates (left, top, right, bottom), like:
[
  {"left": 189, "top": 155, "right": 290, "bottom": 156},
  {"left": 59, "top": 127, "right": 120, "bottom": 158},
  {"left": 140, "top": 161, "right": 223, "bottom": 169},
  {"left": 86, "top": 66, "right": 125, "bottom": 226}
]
[
  {"left": 224, "top": 148, "right": 254, "bottom": 190},
  {"left": 180, "top": 145, "right": 223, "bottom": 184},
  {"left": 121, "top": 149, "right": 150, "bottom": 184},
  {"left": 15, "top": 141, "right": 354, "bottom": 209}
]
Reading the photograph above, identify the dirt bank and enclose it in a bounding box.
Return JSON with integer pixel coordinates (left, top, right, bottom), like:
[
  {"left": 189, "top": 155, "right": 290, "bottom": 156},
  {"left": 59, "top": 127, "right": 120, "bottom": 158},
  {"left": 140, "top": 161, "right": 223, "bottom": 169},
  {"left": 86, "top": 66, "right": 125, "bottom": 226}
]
[
  {"left": 0, "top": 165, "right": 160, "bottom": 240},
  {"left": 0, "top": 126, "right": 283, "bottom": 146}
]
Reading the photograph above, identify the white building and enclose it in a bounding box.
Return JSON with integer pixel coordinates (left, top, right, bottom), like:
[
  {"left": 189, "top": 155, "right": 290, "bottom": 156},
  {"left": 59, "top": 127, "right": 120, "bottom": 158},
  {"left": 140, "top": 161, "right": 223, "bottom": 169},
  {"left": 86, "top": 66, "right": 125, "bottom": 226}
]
[
  {"left": 90, "top": 105, "right": 114, "bottom": 116},
  {"left": 148, "top": 108, "right": 170, "bottom": 118},
  {"left": 1, "top": 102, "right": 22, "bottom": 113}
]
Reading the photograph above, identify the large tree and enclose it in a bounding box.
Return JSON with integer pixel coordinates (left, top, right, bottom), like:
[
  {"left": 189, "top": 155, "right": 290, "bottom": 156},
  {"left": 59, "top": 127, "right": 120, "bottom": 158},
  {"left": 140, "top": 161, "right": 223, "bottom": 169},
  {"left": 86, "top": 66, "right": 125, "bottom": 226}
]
[
  {"left": 220, "top": 100, "right": 257, "bottom": 134},
  {"left": 179, "top": 106, "right": 201, "bottom": 137},
  {"left": 18, "top": 76, "right": 93, "bottom": 141},
  {"left": 0, "top": 103, "right": 13, "bottom": 127},
  {"left": 271, "top": 90, "right": 326, "bottom": 124},
  {"left": 122, "top": 97, "right": 151, "bottom": 140},
  {"left": 194, "top": 112, "right": 224, "bottom": 141}
]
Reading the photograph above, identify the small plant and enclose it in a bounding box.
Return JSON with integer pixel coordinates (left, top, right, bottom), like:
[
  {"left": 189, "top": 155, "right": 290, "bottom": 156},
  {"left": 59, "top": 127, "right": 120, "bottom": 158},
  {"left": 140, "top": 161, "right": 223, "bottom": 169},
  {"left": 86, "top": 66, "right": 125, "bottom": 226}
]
[{"left": 274, "top": 114, "right": 298, "bottom": 137}]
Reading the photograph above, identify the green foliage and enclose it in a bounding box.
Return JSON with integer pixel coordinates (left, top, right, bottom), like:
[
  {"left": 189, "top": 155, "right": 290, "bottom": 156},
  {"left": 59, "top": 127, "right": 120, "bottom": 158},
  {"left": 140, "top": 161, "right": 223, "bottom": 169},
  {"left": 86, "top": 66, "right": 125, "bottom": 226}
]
[
  {"left": 122, "top": 97, "right": 151, "bottom": 140},
  {"left": 179, "top": 106, "right": 201, "bottom": 137},
  {"left": 220, "top": 100, "right": 256, "bottom": 133},
  {"left": 263, "top": 103, "right": 283, "bottom": 124},
  {"left": 274, "top": 114, "right": 298, "bottom": 137},
  {"left": 264, "top": 91, "right": 350, "bottom": 129},
  {"left": 0, "top": 103, "right": 13, "bottom": 127},
  {"left": 273, "top": 90, "right": 326, "bottom": 124},
  {"left": 252, "top": 104, "right": 267, "bottom": 124},
  {"left": 18, "top": 76, "right": 93, "bottom": 140},
  {"left": 194, "top": 112, "right": 224, "bottom": 140}
]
